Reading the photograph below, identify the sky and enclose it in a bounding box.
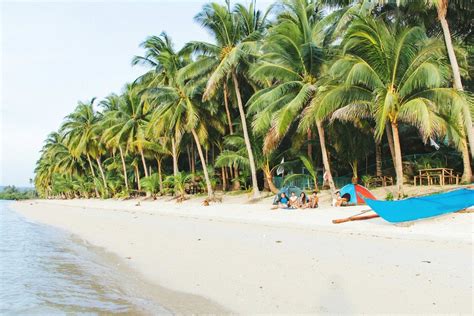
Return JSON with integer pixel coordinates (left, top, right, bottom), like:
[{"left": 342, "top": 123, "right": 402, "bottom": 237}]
[{"left": 0, "top": 0, "right": 272, "bottom": 187}]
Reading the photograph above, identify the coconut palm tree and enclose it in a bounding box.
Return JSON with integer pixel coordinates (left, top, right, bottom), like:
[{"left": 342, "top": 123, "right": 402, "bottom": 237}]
[
  {"left": 181, "top": 1, "right": 270, "bottom": 198},
  {"left": 136, "top": 33, "right": 220, "bottom": 199},
  {"left": 311, "top": 16, "right": 471, "bottom": 194},
  {"left": 132, "top": 33, "right": 189, "bottom": 178},
  {"left": 248, "top": 0, "right": 337, "bottom": 194},
  {"left": 100, "top": 85, "right": 151, "bottom": 193},
  {"left": 101, "top": 94, "right": 130, "bottom": 192},
  {"left": 60, "top": 99, "right": 107, "bottom": 197},
  {"left": 383, "top": 0, "right": 474, "bottom": 158}
]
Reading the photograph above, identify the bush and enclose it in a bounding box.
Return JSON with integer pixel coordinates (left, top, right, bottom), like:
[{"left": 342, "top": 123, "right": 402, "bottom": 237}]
[{"left": 385, "top": 192, "right": 394, "bottom": 201}]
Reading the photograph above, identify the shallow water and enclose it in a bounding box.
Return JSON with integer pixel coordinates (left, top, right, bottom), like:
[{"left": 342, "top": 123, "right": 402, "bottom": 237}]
[{"left": 0, "top": 200, "right": 168, "bottom": 315}]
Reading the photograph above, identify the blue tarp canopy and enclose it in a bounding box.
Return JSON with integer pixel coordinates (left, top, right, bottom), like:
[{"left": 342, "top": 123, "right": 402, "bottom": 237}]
[{"left": 365, "top": 188, "right": 474, "bottom": 223}]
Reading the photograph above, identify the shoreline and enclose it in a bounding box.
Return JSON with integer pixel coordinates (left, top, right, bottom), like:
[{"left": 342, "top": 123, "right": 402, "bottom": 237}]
[{"left": 10, "top": 188, "right": 474, "bottom": 314}]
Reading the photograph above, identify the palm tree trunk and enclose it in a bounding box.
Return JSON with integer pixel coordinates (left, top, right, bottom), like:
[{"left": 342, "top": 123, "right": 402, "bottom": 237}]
[
  {"left": 391, "top": 122, "right": 404, "bottom": 196},
  {"left": 95, "top": 157, "right": 108, "bottom": 197},
  {"left": 86, "top": 153, "right": 100, "bottom": 197},
  {"left": 119, "top": 146, "right": 129, "bottom": 191},
  {"left": 134, "top": 165, "right": 141, "bottom": 192},
  {"left": 460, "top": 136, "right": 472, "bottom": 183},
  {"left": 351, "top": 160, "right": 358, "bottom": 182},
  {"left": 375, "top": 141, "right": 382, "bottom": 177},
  {"left": 232, "top": 71, "right": 260, "bottom": 198},
  {"left": 223, "top": 81, "right": 234, "bottom": 135},
  {"left": 307, "top": 129, "right": 313, "bottom": 159},
  {"left": 316, "top": 120, "right": 336, "bottom": 195},
  {"left": 139, "top": 149, "right": 149, "bottom": 178},
  {"left": 222, "top": 167, "right": 227, "bottom": 191},
  {"left": 156, "top": 157, "right": 163, "bottom": 193},
  {"left": 263, "top": 162, "right": 279, "bottom": 194},
  {"left": 385, "top": 123, "right": 396, "bottom": 164},
  {"left": 438, "top": 11, "right": 474, "bottom": 158},
  {"left": 191, "top": 129, "right": 214, "bottom": 199},
  {"left": 186, "top": 145, "right": 192, "bottom": 171},
  {"left": 171, "top": 137, "right": 179, "bottom": 177}
]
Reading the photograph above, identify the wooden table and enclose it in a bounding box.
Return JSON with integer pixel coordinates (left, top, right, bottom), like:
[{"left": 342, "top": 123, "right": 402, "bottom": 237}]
[{"left": 414, "top": 168, "right": 459, "bottom": 186}]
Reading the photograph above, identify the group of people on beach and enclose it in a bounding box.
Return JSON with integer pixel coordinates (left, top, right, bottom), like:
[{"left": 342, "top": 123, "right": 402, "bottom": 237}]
[
  {"left": 276, "top": 191, "right": 319, "bottom": 209},
  {"left": 275, "top": 190, "right": 350, "bottom": 209}
]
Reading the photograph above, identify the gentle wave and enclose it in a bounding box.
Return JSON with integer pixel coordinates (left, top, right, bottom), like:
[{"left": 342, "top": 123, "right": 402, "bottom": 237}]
[{"left": 0, "top": 201, "right": 168, "bottom": 315}]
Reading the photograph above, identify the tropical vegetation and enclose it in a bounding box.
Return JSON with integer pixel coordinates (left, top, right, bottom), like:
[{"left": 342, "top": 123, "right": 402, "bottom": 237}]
[{"left": 34, "top": 0, "right": 473, "bottom": 200}]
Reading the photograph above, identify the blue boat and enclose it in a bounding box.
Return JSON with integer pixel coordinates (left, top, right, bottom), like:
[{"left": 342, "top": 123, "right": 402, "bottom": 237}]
[{"left": 364, "top": 188, "right": 474, "bottom": 223}]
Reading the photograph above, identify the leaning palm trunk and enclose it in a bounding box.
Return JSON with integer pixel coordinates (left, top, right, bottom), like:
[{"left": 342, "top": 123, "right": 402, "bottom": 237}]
[
  {"left": 262, "top": 162, "right": 279, "bottom": 194},
  {"left": 86, "top": 153, "right": 100, "bottom": 197},
  {"left": 385, "top": 123, "right": 396, "bottom": 164},
  {"left": 316, "top": 120, "right": 336, "bottom": 195},
  {"left": 191, "top": 129, "right": 214, "bottom": 199},
  {"left": 390, "top": 122, "right": 404, "bottom": 196},
  {"left": 232, "top": 71, "right": 260, "bottom": 198},
  {"left": 139, "top": 149, "right": 149, "bottom": 178},
  {"left": 460, "top": 134, "right": 473, "bottom": 183},
  {"left": 438, "top": 10, "right": 474, "bottom": 158},
  {"left": 223, "top": 82, "right": 234, "bottom": 135},
  {"left": 118, "top": 146, "right": 129, "bottom": 191},
  {"left": 96, "top": 157, "right": 108, "bottom": 196}
]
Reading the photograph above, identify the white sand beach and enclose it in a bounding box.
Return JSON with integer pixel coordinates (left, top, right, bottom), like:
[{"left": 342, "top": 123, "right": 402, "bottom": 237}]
[{"left": 11, "top": 186, "right": 474, "bottom": 314}]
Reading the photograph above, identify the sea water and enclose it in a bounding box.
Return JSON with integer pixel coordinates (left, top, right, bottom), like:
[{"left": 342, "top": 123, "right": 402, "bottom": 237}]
[{"left": 0, "top": 201, "right": 169, "bottom": 315}]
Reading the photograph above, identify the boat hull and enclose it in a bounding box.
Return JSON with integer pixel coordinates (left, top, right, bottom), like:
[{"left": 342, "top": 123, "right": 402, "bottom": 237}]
[{"left": 364, "top": 189, "right": 474, "bottom": 223}]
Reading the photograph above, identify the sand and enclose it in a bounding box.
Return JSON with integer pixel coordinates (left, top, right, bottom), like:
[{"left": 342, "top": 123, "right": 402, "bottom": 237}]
[{"left": 10, "top": 186, "right": 474, "bottom": 314}]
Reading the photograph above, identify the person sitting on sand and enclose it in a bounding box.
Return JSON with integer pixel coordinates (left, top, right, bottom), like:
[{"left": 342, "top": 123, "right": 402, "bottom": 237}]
[
  {"left": 309, "top": 191, "right": 319, "bottom": 208},
  {"left": 297, "top": 192, "right": 309, "bottom": 209},
  {"left": 277, "top": 192, "right": 289, "bottom": 209},
  {"left": 333, "top": 191, "right": 348, "bottom": 207},
  {"left": 288, "top": 192, "right": 298, "bottom": 208}
]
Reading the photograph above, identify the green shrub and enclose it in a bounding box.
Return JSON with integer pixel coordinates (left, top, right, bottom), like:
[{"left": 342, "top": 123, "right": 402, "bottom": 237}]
[{"left": 385, "top": 192, "right": 394, "bottom": 201}]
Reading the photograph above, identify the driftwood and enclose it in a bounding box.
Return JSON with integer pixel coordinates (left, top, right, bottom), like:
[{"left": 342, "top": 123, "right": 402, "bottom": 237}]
[
  {"left": 332, "top": 209, "right": 380, "bottom": 224},
  {"left": 332, "top": 214, "right": 380, "bottom": 224}
]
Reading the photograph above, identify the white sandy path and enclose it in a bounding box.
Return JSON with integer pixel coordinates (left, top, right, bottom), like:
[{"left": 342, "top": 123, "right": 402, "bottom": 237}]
[{"left": 12, "top": 198, "right": 474, "bottom": 314}]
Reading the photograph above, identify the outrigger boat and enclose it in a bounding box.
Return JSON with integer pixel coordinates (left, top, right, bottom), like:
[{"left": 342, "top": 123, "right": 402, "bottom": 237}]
[{"left": 364, "top": 188, "right": 474, "bottom": 223}]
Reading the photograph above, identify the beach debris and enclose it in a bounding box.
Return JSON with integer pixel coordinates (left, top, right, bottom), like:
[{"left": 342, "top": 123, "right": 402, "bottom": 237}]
[
  {"left": 135, "top": 201, "right": 141, "bottom": 206},
  {"left": 422, "top": 260, "right": 431, "bottom": 263},
  {"left": 197, "top": 238, "right": 201, "bottom": 241},
  {"left": 202, "top": 199, "right": 210, "bottom": 206},
  {"left": 275, "top": 240, "right": 282, "bottom": 243},
  {"left": 125, "top": 256, "right": 132, "bottom": 259}
]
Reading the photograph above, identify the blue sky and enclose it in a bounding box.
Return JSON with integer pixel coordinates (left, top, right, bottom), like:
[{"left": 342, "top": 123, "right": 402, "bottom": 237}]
[{"left": 0, "top": 0, "right": 272, "bottom": 186}]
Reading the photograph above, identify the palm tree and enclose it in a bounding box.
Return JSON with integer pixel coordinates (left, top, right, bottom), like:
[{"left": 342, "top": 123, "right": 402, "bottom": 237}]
[
  {"left": 386, "top": 0, "right": 474, "bottom": 158},
  {"left": 101, "top": 85, "right": 151, "bottom": 192},
  {"left": 132, "top": 33, "right": 187, "bottom": 178},
  {"left": 182, "top": 1, "right": 270, "bottom": 198},
  {"left": 312, "top": 16, "right": 471, "bottom": 194},
  {"left": 101, "top": 94, "right": 130, "bottom": 192},
  {"left": 215, "top": 133, "right": 280, "bottom": 194},
  {"left": 136, "top": 33, "right": 220, "bottom": 199},
  {"left": 60, "top": 99, "right": 107, "bottom": 197},
  {"left": 248, "top": 0, "right": 337, "bottom": 194}
]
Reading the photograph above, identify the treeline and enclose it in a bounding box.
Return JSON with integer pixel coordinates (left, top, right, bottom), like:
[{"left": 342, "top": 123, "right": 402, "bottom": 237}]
[
  {"left": 34, "top": 0, "right": 474, "bottom": 200},
  {"left": 0, "top": 186, "right": 37, "bottom": 200}
]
